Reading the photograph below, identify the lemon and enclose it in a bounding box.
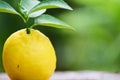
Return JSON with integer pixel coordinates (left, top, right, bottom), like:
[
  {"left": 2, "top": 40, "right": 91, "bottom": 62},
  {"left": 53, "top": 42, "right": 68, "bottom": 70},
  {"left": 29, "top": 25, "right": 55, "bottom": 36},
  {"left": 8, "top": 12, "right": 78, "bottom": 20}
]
[{"left": 2, "top": 29, "right": 56, "bottom": 80}]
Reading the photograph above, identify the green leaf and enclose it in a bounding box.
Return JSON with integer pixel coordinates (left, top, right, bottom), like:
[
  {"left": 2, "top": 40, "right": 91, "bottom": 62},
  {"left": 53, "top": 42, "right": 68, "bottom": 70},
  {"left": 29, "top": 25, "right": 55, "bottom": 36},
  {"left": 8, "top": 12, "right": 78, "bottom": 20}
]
[
  {"left": 6, "top": 0, "right": 21, "bottom": 12},
  {"left": 29, "top": 9, "right": 46, "bottom": 18},
  {"left": 34, "top": 14, "right": 75, "bottom": 30},
  {"left": 0, "top": 1, "right": 19, "bottom": 14},
  {"left": 20, "top": 0, "right": 46, "bottom": 18},
  {"left": 30, "top": 0, "right": 73, "bottom": 13},
  {"left": 20, "top": 0, "right": 40, "bottom": 12}
]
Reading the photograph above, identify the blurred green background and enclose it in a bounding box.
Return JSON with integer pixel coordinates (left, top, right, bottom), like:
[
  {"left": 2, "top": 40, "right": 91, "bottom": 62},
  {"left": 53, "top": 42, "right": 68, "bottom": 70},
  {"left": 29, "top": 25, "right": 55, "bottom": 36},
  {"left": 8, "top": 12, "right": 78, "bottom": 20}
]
[{"left": 1, "top": 0, "right": 120, "bottom": 72}]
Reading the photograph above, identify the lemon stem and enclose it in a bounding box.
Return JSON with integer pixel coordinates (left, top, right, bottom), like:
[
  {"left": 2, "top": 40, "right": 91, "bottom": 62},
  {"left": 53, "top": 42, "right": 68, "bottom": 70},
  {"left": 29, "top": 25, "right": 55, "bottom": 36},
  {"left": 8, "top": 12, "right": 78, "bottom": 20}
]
[{"left": 26, "top": 28, "right": 31, "bottom": 34}]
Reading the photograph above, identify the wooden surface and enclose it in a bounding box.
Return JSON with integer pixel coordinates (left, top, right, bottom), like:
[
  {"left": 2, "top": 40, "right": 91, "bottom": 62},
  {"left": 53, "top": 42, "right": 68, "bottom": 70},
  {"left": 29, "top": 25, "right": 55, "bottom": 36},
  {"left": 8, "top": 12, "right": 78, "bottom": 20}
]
[{"left": 0, "top": 71, "right": 120, "bottom": 80}]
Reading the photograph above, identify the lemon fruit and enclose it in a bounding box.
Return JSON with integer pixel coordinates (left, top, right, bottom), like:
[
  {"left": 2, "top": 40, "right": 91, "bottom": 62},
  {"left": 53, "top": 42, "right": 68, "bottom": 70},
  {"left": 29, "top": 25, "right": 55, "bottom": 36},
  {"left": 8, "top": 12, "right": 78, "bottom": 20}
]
[{"left": 2, "top": 29, "right": 56, "bottom": 80}]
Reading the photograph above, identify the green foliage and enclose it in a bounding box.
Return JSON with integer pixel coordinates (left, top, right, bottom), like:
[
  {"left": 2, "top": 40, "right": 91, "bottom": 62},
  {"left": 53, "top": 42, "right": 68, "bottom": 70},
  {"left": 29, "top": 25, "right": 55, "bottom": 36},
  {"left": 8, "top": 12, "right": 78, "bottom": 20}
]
[
  {"left": 19, "top": 0, "right": 46, "bottom": 18},
  {"left": 20, "top": 0, "right": 40, "bottom": 12},
  {"left": 34, "top": 14, "right": 75, "bottom": 30},
  {"left": 0, "top": 1, "right": 18, "bottom": 14},
  {"left": 30, "top": 0, "right": 73, "bottom": 14},
  {"left": 0, "top": 0, "right": 73, "bottom": 30}
]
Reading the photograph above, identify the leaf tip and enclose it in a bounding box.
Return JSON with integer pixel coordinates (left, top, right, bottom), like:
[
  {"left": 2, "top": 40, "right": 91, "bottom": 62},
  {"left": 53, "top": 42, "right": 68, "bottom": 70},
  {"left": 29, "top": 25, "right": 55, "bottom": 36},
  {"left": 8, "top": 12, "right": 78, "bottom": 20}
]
[{"left": 68, "top": 6, "right": 73, "bottom": 10}]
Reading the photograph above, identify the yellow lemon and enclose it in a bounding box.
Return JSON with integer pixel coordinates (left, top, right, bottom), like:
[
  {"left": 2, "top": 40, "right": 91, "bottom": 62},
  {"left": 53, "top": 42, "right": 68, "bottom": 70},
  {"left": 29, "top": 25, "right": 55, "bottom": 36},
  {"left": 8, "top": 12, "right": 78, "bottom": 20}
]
[{"left": 2, "top": 29, "right": 56, "bottom": 80}]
